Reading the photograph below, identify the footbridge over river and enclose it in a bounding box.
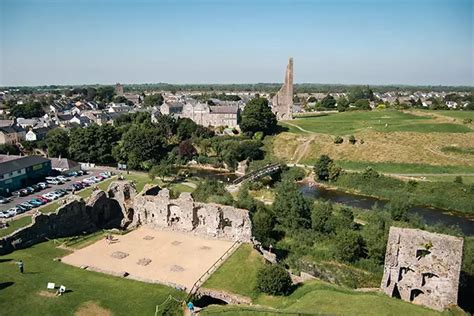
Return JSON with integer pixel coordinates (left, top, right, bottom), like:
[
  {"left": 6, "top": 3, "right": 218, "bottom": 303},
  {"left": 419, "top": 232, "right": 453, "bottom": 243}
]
[{"left": 232, "top": 163, "right": 282, "bottom": 185}]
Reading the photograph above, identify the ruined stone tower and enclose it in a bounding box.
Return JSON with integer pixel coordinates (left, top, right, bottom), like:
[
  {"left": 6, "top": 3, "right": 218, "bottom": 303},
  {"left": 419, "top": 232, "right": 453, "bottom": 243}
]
[
  {"left": 381, "top": 227, "right": 464, "bottom": 311},
  {"left": 115, "top": 83, "right": 124, "bottom": 96},
  {"left": 272, "top": 58, "right": 293, "bottom": 120}
]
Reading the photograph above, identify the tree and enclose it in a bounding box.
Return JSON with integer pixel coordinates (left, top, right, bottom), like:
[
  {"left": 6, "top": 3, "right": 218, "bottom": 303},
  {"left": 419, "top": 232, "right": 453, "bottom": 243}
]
[
  {"left": 69, "top": 124, "right": 120, "bottom": 164},
  {"left": 256, "top": 264, "right": 292, "bottom": 296},
  {"left": 177, "top": 140, "right": 197, "bottom": 160},
  {"left": 314, "top": 155, "right": 333, "bottom": 181},
  {"left": 311, "top": 202, "right": 334, "bottom": 234},
  {"left": 95, "top": 86, "right": 115, "bottom": 103},
  {"left": 10, "top": 101, "right": 45, "bottom": 118},
  {"left": 273, "top": 180, "right": 311, "bottom": 230},
  {"left": 0, "top": 144, "right": 20, "bottom": 155},
  {"left": 192, "top": 179, "right": 233, "bottom": 204},
  {"left": 252, "top": 209, "right": 276, "bottom": 246},
  {"left": 337, "top": 96, "right": 349, "bottom": 112},
  {"left": 143, "top": 94, "right": 164, "bottom": 107},
  {"left": 334, "top": 136, "right": 343, "bottom": 144},
  {"left": 115, "top": 124, "right": 167, "bottom": 170},
  {"left": 385, "top": 197, "right": 410, "bottom": 221},
  {"left": 45, "top": 128, "right": 69, "bottom": 158},
  {"left": 149, "top": 162, "right": 172, "bottom": 182},
  {"left": 348, "top": 135, "right": 356, "bottom": 145},
  {"left": 176, "top": 118, "right": 198, "bottom": 140},
  {"left": 240, "top": 97, "right": 277, "bottom": 135},
  {"left": 353, "top": 99, "right": 371, "bottom": 110},
  {"left": 334, "top": 229, "right": 366, "bottom": 263},
  {"left": 321, "top": 94, "right": 336, "bottom": 108}
]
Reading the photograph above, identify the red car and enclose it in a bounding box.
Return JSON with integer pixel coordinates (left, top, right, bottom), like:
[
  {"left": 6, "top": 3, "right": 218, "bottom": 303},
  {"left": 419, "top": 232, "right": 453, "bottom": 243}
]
[{"left": 36, "top": 196, "right": 50, "bottom": 203}]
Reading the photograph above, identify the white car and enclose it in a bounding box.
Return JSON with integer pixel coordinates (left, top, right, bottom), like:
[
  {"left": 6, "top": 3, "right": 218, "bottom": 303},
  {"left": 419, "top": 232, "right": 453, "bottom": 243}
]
[
  {"left": 0, "top": 211, "right": 10, "bottom": 218},
  {"left": 46, "top": 177, "right": 61, "bottom": 185},
  {"left": 57, "top": 176, "right": 69, "bottom": 182},
  {"left": 83, "top": 178, "right": 96, "bottom": 185},
  {"left": 43, "top": 192, "right": 59, "bottom": 200}
]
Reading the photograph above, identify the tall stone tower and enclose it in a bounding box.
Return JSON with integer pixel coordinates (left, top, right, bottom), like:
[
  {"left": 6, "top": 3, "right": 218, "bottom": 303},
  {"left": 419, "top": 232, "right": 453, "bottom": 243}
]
[
  {"left": 272, "top": 58, "right": 293, "bottom": 120},
  {"left": 115, "top": 83, "right": 124, "bottom": 96}
]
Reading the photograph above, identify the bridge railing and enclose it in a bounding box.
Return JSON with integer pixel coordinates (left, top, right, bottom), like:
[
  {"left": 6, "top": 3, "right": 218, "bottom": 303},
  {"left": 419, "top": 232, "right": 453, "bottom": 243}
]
[{"left": 232, "top": 163, "right": 281, "bottom": 185}]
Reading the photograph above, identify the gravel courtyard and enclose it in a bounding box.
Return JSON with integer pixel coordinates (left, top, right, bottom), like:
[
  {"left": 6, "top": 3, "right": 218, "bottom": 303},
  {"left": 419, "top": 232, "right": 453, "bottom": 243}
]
[{"left": 62, "top": 226, "right": 235, "bottom": 291}]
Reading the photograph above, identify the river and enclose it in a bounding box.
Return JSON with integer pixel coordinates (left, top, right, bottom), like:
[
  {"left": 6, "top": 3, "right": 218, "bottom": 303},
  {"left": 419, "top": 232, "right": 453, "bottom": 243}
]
[
  {"left": 177, "top": 167, "right": 474, "bottom": 236},
  {"left": 299, "top": 184, "right": 474, "bottom": 236}
]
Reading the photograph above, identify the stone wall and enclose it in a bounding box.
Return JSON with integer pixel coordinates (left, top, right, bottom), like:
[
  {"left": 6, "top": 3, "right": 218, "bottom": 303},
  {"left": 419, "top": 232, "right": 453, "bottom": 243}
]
[
  {"left": 0, "top": 181, "right": 253, "bottom": 255},
  {"left": 381, "top": 227, "right": 464, "bottom": 311},
  {"left": 130, "top": 187, "right": 252, "bottom": 242},
  {"left": 0, "top": 191, "right": 123, "bottom": 255}
]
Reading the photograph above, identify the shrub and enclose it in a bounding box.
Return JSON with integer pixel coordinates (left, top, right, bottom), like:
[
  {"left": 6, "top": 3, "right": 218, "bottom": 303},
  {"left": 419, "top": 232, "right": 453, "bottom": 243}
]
[
  {"left": 334, "top": 229, "right": 366, "bottom": 263},
  {"left": 454, "top": 176, "right": 463, "bottom": 184},
  {"left": 282, "top": 166, "right": 306, "bottom": 181},
  {"left": 256, "top": 264, "right": 292, "bottom": 295},
  {"left": 314, "top": 155, "right": 333, "bottom": 181},
  {"left": 334, "top": 136, "right": 343, "bottom": 144},
  {"left": 463, "top": 118, "right": 472, "bottom": 124},
  {"left": 360, "top": 139, "right": 365, "bottom": 144},
  {"left": 348, "top": 135, "right": 356, "bottom": 145}
]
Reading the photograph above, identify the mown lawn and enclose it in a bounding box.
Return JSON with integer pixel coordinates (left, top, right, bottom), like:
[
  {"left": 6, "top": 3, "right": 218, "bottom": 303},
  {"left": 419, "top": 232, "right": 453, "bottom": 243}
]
[
  {"left": 0, "top": 241, "right": 185, "bottom": 315},
  {"left": 202, "top": 280, "right": 448, "bottom": 316},
  {"left": 202, "top": 243, "right": 266, "bottom": 298},
  {"left": 436, "top": 110, "right": 474, "bottom": 121},
  {"left": 0, "top": 215, "right": 32, "bottom": 237},
  {"left": 283, "top": 110, "right": 471, "bottom": 135}
]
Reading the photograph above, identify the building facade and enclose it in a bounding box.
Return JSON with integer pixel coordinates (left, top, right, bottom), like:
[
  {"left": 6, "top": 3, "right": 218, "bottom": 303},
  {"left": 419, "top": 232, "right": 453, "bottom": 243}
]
[{"left": 0, "top": 156, "right": 52, "bottom": 195}]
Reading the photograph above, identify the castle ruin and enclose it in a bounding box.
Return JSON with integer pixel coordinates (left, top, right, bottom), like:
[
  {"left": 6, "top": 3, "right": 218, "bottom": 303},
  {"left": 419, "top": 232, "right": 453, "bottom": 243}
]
[
  {"left": 381, "top": 227, "right": 464, "bottom": 311},
  {"left": 272, "top": 58, "right": 294, "bottom": 120}
]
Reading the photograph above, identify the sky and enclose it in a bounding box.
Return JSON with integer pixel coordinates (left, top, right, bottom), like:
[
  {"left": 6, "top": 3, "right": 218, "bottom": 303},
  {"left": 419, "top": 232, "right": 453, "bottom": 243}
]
[{"left": 0, "top": 0, "right": 472, "bottom": 86}]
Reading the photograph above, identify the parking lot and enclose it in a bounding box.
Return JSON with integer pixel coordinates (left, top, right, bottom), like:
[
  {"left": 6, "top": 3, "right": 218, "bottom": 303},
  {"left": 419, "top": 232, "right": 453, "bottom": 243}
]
[{"left": 0, "top": 168, "right": 114, "bottom": 220}]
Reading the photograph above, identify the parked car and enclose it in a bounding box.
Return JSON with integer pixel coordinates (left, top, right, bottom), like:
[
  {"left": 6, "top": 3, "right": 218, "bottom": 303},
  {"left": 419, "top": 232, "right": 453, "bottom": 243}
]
[
  {"left": 65, "top": 171, "right": 77, "bottom": 177},
  {"left": 54, "top": 189, "right": 67, "bottom": 197},
  {"left": 14, "top": 189, "right": 29, "bottom": 197},
  {"left": 5, "top": 208, "right": 17, "bottom": 217},
  {"left": 25, "top": 187, "right": 35, "bottom": 194},
  {"left": 46, "top": 178, "right": 61, "bottom": 185},
  {"left": 0, "top": 196, "right": 10, "bottom": 204},
  {"left": 42, "top": 193, "right": 57, "bottom": 201},
  {"left": 57, "top": 176, "right": 69, "bottom": 182},
  {"left": 99, "top": 172, "right": 111, "bottom": 179},
  {"left": 0, "top": 211, "right": 12, "bottom": 218},
  {"left": 83, "top": 178, "right": 96, "bottom": 185},
  {"left": 37, "top": 182, "right": 48, "bottom": 189},
  {"left": 20, "top": 202, "right": 33, "bottom": 210},
  {"left": 37, "top": 195, "right": 51, "bottom": 203},
  {"left": 28, "top": 199, "right": 43, "bottom": 206}
]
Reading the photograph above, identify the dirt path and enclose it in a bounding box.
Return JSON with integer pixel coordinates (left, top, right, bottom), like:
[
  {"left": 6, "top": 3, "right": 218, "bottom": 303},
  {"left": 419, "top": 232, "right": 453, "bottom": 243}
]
[{"left": 282, "top": 121, "right": 312, "bottom": 134}]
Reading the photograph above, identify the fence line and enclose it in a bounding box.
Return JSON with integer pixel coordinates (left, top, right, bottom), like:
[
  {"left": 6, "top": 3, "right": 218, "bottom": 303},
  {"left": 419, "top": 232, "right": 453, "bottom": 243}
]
[{"left": 186, "top": 240, "right": 241, "bottom": 300}]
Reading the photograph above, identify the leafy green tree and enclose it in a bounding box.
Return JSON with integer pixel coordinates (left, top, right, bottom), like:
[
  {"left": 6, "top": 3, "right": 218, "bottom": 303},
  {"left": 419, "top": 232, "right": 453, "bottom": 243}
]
[
  {"left": 69, "top": 124, "right": 120, "bottom": 164},
  {"left": 252, "top": 209, "right": 276, "bottom": 246},
  {"left": 273, "top": 180, "right": 311, "bottom": 230},
  {"left": 314, "top": 155, "right": 333, "bottom": 181},
  {"left": 176, "top": 118, "right": 198, "bottom": 140},
  {"left": 192, "top": 179, "right": 233, "bottom": 204},
  {"left": 311, "top": 202, "right": 334, "bottom": 234},
  {"left": 143, "top": 93, "right": 164, "bottom": 107},
  {"left": 256, "top": 264, "right": 292, "bottom": 296},
  {"left": 385, "top": 197, "right": 410, "bottom": 221},
  {"left": 240, "top": 97, "right": 277, "bottom": 135},
  {"left": 10, "top": 101, "right": 45, "bottom": 118},
  {"left": 334, "top": 136, "right": 343, "bottom": 144},
  {"left": 115, "top": 124, "right": 167, "bottom": 169},
  {"left": 334, "top": 229, "right": 366, "bottom": 263},
  {"left": 0, "top": 144, "right": 20, "bottom": 155},
  {"left": 177, "top": 140, "right": 197, "bottom": 160},
  {"left": 321, "top": 94, "right": 336, "bottom": 108},
  {"left": 362, "top": 211, "right": 390, "bottom": 263},
  {"left": 149, "top": 162, "right": 172, "bottom": 182},
  {"left": 337, "top": 96, "right": 349, "bottom": 112},
  {"left": 95, "top": 86, "right": 115, "bottom": 103},
  {"left": 348, "top": 135, "right": 356, "bottom": 144},
  {"left": 353, "top": 99, "right": 371, "bottom": 110},
  {"left": 45, "top": 128, "right": 70, "bottom": 158}
]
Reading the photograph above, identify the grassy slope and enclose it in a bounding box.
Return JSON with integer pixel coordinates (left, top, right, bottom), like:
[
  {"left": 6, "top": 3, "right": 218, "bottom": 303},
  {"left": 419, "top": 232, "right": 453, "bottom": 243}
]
[
  {"left": 0, "top": 241, "right": 184, "bottom": 316},
  {"left": 336, "top": 161, "right": 474, "bottom": 174},
  {"left": 202, "top": 243, "right": 265, "bottom": 298},
  {"left": 200, "top": 244, "right": 448, "bottom": 316},
  {"left": 0, "top": 215, "right": 32, "bottom": 237}
]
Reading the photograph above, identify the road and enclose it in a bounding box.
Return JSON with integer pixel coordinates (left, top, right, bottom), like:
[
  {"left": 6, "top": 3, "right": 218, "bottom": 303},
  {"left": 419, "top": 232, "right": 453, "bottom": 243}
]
[{"left": 0, "top": 168, "right": 109, "bottom": 216}]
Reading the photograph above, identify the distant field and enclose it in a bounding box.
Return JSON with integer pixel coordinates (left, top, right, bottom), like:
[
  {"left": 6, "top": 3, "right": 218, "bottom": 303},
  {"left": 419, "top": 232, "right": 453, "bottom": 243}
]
[
  {"left": 273, "top": 110, "right": 474, "bottom": 168},
  {"left": 435, "top": 110, "right": 474, "bottom": 120},
  {"left": 281, "top": 110, "right": 472, "bottom": 135},
  {"left": 334, "top": 161, "right": 474, "bottom": 174}
]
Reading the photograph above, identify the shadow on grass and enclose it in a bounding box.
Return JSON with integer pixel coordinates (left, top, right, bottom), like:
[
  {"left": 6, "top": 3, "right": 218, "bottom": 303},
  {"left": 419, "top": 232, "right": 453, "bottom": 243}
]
[
  {"left": 0, "top": 282, "right": 14, "bottom": 290},
  {"left": 0, "top": 259, "right": 13, "bottom": 263}
]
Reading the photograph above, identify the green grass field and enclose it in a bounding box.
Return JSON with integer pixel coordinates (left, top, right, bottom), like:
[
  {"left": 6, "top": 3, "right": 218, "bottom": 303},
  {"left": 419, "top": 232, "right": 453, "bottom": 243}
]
[
  {"left": 334, "top": 161, "right": 474, "bottom": 174},
  {"left": 436, "top": 111, "right": 474, "bottom": 120},
  {"left": 203, "top": 243, "right": 265, "bottom": 298},
  {"left": 0, "top": 215, "right": 32, "bottom": 237},
  {"left": 282, "top": 110, "right": 472, "bottom": 135},
  {"left": 0, "top": 241, "right": 185, "bottom": 315}
]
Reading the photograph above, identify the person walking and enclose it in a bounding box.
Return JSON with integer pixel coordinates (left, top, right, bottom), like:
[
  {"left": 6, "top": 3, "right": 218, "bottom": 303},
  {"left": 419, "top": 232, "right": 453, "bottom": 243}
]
[{"left": 17, "top": 260, "right": 24, "bottom": 273}]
